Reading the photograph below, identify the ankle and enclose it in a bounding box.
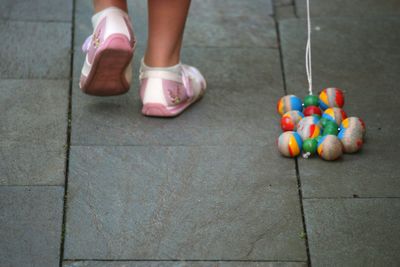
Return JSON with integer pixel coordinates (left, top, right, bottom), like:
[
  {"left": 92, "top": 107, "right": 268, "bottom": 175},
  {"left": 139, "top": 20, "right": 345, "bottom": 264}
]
[
  {"left": 140, "top": 58, "right": 181, "bottom": 75},
  {"left": 93, "top": 0, "right": 128, "bottom": 13},
  {"left": 143, "top": 53, "right": 180, "bottom": 68}
]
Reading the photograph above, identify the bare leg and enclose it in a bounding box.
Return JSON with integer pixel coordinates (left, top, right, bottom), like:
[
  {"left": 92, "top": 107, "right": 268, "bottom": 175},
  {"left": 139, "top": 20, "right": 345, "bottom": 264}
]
[
  {"left": 93, "top": 0, "right": 128, "bottom": 13},
  {"left": 144, "top": 0, "right": 191, "bottom": 67}
]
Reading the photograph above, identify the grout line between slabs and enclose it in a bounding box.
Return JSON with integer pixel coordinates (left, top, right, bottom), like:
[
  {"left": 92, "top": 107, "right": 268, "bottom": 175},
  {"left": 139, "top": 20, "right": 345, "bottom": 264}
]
[
  {"left": 272, "top": 6, "right": 288, "bottom": 95},
  {"left": 303, "top": 196, "right": 400, "bottom": 200},
  {"left": 295, "top": 159, "right": 312, "bottom": 267},
  {"left": 293, "top": 0, "right": 300, "bottom": 18},
  {"left": 63, "top": 259, "right": 308, "bottom": 263},
  {"left": 1, "top": 184, "right": 397, "bottom": 201},
  {"left": 0, "top": 18, "right": 72, "bottom": 23},
  {"left": 69, "top": 144, "right": 275, "bottom": 148},
  {"left": 272, "top": 1, "right": 311, "bottom": 266},
  {"left": 59, "top": 0, "right": 75, "bottom": 266}
]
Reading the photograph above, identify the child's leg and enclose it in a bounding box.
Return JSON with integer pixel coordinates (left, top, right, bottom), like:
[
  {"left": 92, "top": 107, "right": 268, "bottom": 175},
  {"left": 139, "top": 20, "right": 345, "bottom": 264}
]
[
  {"left": 144, "top": 0, "right": 191, "bottom": 67},
  {"left": 139, "top": 0, "right": 206, "bottom": 117},
  {"left": 93, "top": 0, "right": 128, "bottom": 13}
]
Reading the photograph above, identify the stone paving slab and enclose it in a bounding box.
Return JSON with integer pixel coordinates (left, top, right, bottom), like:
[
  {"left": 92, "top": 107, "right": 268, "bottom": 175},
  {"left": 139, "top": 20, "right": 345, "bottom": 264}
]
[
  {"left": 74, "top": 0, "right": 277, "bottom": 50},
  {"left": 0, "top": 79, "right": 68, "bottom": 185},
  {"left": 295, "top": 0, "right": 400, "bottom": 17},
  {"left": 64, "top": 145, "right": 306, "bottom": 261},
  {"left": 279, "top": 17, "right": 400, "bottom": 197},
  {"left": 304, "top": 198, "right": 400, "bottom": 266},
  {"left": 187, "top": 0, "right": 276, "bottom": 48},
  {"left": 190, "top": 0, "right": 273, "bottom": 17},
  {"left": 275, "top": 5, "right": 296, "bottom": 21},
  {"left": 0, "top": 145, "right": 65, "bottom": 186},
  {"left": 71, "top": 46, "right": 283, "bottom": 146},
  {"left": 0, "top": 20, "right": 71, "bottom": 79},
  {"left": 64, "top": 261, "right": 307, "bottom": 267},
  {"left": 0, "top": 0, "right": 72, "bottom": 22},
  {"left": 0, "top": 186, "right": 64, "bottom": 266}
]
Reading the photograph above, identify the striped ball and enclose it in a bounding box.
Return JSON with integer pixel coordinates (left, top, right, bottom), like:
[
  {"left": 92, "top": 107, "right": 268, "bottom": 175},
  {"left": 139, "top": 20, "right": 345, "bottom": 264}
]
[
  {"left": 317, "top": 135, "right": 343, "bottom": 161},
  {"left": 297, "top": 122, "right": 321, "bottom": 140},
  {"left": 298, "top": 116, "right": 320, "bottom": 130},
  {"left": 281, "top": 110, "right": 304, "bottom": 131},
  {"left": 319, "top": 87, "right": 345, "bottom": 110},
  {"left": 340, "top": 117, "right": 366, "bottom": 138},
  {"left": 277, "top": 95, "right": 303, "bottom": 115},
  {"left": 339, "top": 117, "right": 365, "bottom": 153},
  {"left": 322, "top": 107, "right": 347, "bottom": 126},
  {"left": 277, "top": 131, "right": 303, "bottom": 157}
]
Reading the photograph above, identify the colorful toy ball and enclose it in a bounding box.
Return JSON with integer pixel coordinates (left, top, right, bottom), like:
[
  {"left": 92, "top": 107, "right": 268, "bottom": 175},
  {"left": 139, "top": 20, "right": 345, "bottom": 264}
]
[
  {"left": 318, "top": 117, "right": 329, "bottom": 129},
  {"left": 277, "top": 131, "right": 303, "bottom": 157},
  {"left": 303, "top": 106, "right": 322, "bottom": 117},
  {"left": 319, "top": 87, "right": 345, "bottom": 110},
  {"left": 338, "top": 117, "right": 365, "bottom": 153},
  {"left": 302, "top": 138, "right": 318, "bottom": 158},
  {"left": 338, "top": 129, "right": 363, "bottom": 153},
  {"left": 303, "top": 95, "right": 319, "bottom": 108},
  {"left": 281, "top": 110, "right": 304, "bottom": 131},
  {"left": 340, "top": 117, "right": 366, "bottom": 138},
  {"left": 277, "top": 95, "right": 303, "bottom": 115},
  {"left": 322, "top": 120, "right": 339, "bottom": 136},
  {"left": 322, "top": 107, "right": 347, "bottom": 126},
  {"left": 297, "top": 122, "right": 321, "bottom": 140},
  {"left": 317, "top": 135, "right": 343, "bottom": 161},
  {"left": 298, "top": 115, "right": 320, "bottom": 130}
]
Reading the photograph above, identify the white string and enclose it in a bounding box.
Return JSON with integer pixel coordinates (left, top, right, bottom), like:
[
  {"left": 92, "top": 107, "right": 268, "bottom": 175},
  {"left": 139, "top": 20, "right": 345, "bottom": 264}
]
[{"left": 305, "top": 0, "right": 313, "bottom": 95}]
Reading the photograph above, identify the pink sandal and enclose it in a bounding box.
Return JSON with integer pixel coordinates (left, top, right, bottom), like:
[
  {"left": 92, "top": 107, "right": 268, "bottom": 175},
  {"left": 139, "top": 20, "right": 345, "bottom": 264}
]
[
  {"left": 80, "top": 7, "right": 136, "bottom": 96},
  {"left": 139, "top": 62, "right": 207, "bottom": 117}
]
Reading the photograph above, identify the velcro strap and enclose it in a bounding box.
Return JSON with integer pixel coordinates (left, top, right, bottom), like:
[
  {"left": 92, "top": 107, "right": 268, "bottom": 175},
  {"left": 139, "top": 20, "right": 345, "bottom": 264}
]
[{"left": 139, "top": 70, "right": 182, "bottom": 83}]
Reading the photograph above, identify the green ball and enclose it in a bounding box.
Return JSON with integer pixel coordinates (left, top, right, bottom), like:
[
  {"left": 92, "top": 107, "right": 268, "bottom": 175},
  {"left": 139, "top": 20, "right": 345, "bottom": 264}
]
[
  {"left": 315, "top": 135, "right": 323, "bottom": 143},
  {"left": 325, "top": 120, "right": 339, "bottom": 129},
  {"left": 323, "top": 126, "right": 339, "bottom": 136},
  {"left": 323, "top": 121, "right": 339, "bottom": 135},
  {"left": 304, "top": 95, "right": 319, "bottom": 107},
  {"left": 319, "top": 117, "right": 330, "bottom": 129},
  {"left": 302, "top": 138, "right": 318, "bottom": 154}
]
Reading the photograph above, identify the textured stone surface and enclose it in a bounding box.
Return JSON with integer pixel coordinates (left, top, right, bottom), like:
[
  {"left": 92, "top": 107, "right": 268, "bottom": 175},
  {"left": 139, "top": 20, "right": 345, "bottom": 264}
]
[
  {"left": 0, "top": 80, "right": 68, "bottom": 185},
  {"left": 0, "top": 80, "right": 69, "bottom": 145},
  {"left": 71, "top": 47, "right": 283, "bottom": 146},
  {"left": 295, "top": 0, "right": 400, "bottom": 17},
  {"left": 304, "top": 199, "right": 400, "bottom": 267},
  {"left": 0, "top": 186, "right": 64, "bottom": 267},
  {"left": 0, "top": 145, "right": 66, "bottom": 186},
  {"left": 64, "top": 146, "right": 306, "bottom": 260},
  {"left": 275, "top": 5, "right": 296, "bottom": 20},
  {"left": 64, "top": 261, "right": 307, "bottom": 267},
  {"left": 0, "top": 0, "right": 72, "bottom": 21},
  {"left": 279, "top": 18, "right": 400, "bottom": 197},
  {"left": 74, "top": 0, "right": 277, "bottom": 50},
  {"left": 190, "top": 0, "right": 273, "bottom": 17},
  {"left": 275, "top": 0, "right": 294, "bottom": 7},
  {"left": 187, "top": 0, "right": 276, "bottom": 48},
  {"left": 0, "top": 21, "right": 71, "bottom": 79}
]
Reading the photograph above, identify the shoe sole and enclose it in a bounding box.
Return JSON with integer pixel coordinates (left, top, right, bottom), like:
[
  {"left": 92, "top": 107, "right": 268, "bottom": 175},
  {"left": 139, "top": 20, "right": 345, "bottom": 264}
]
[{"left": 80, "top": 34, "right": 134, "bottom": 96}]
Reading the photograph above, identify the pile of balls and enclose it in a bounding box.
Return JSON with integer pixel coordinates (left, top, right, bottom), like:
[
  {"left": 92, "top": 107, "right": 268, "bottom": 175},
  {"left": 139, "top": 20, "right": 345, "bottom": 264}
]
[{"left": 276, "top": 88, "right": 366, "bottom": 161}]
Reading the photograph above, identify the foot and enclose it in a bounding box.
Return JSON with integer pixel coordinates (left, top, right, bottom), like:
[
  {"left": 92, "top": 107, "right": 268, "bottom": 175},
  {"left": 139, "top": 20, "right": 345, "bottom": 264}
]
[
  {"left": 139, "top": 59, "right": 207, "bottom": 117},
  {"left": 80, "top": 7, "right": 136, "bottom": 96}
]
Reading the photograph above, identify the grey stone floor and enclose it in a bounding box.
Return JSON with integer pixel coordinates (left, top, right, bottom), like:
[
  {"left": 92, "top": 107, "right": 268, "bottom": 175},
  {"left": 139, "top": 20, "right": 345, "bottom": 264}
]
[{"left": 0, "top": 0, "right": 399, "bottom": 266}]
